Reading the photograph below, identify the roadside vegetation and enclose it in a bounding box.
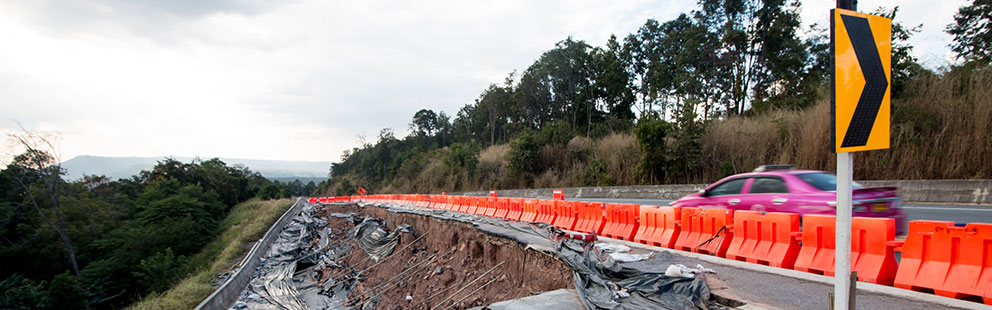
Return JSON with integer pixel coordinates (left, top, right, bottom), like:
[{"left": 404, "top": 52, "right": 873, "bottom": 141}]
[
  {"left": 128, "top": 198, "right": 294, "bottom": 310},
  {"left": 321, "top": 0, "right": 992, "bottom": 195},
  {"left": 0, "top": 140, "right": 305, "bottom": 309}
]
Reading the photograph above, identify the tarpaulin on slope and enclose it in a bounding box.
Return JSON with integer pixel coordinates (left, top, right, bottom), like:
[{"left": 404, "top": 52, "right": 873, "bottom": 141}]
[
  {"left": 351, "top": 218, "right": 413, "bottom": 263},
  {"left": 235, "top": 204, "right": 345, "bottom": 310},
  {"left": 374, "top": 202, "right": 714, "bottom": 310},
  {"left": 234, "top": 204, "right": 417, "bottom": 310}
]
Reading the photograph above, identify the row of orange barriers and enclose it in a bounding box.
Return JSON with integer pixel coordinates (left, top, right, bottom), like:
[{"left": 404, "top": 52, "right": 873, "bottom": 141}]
[
  {"left": 309, "top": 196, "right": 353, "bottom": 204},
  {"left": 352, "top": 194, "right": 992, "bottom": 305}
]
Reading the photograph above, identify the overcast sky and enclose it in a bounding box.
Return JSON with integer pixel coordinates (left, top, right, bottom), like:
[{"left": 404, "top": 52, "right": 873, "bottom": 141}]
[{"left": 0, "top": 0, "right": 968, "bottom": 164}]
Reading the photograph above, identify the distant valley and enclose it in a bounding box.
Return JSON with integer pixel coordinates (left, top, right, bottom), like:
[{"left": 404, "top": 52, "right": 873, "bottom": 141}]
[{"left": 61, "top": 155, "right": 331, "bottom": 183}]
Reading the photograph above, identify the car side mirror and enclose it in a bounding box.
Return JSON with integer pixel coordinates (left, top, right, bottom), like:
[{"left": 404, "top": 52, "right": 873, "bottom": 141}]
[{"left": 698, "top": 189, "right": 709, "bottom": 197}]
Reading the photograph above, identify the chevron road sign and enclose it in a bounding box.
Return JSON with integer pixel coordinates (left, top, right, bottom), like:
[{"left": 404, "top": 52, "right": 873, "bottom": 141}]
[{"left": 831, "top": 8, "right": 891, "bottom": 153}]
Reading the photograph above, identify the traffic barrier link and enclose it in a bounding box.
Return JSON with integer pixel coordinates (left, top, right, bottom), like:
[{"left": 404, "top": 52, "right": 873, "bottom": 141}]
[
  {"left": 534, "top": 200, "right": 557, "bottom": 225},
  {"left": 465, "top": 197, "right": 480, "bottom": 214},
  {"left": 456, "top": 196, "right": 472, "bottom": 213},
  {"left": 675, "top": 208, "right": 733, "bottom": 257},
  {"left": 427, "top": 195, "right": 438, "bottom": 209},
  {"left": 483, "top": 197, "right": 498, "bottom": 217},
  {"left": 572, "top": 202, "right": 602, "bottom": 234},
  {"left": 602, "top": 204, "right": 640, "bottom": 241},
  {"left": 519, "top": 199, "right": 539, "bottom": 222},
  {"left": 506, "top": 198, "right": 523, "bottom": 221},
  {"left": 448, "top": 196, "right": 461, "bottom": 211},
  {"left": 634, "top": 206, "right": 681, "bottom": 248},
  {"left": 791, "top": 214, "right": 902, "bottom": 283},
  {"left": 493, "top": 198, "right": 510, "bottom": 219},
  {"left": 725, "top": 211, "right": 800, "bottom": 269},
  {"left": 894, "top": 221, "right": 992, "bottom": 304},
  {"left": 551, "top": 201, "right": 578, "bottom": 230}
]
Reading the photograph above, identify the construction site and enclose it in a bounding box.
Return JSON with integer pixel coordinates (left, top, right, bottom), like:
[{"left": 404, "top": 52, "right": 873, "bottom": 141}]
[{"left": 189, "top": 195, "right": 992, "bottom": 310}]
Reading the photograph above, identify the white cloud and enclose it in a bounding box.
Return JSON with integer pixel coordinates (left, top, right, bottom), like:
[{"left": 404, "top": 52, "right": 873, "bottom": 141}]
[{"left": 0, "top": 0, "right": 966, "bottom": 164}]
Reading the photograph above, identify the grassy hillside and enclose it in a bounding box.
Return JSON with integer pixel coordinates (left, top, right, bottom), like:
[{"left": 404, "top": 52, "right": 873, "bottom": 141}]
[{"left": 128, "top": 198, "right": 294, "bottom": 310}]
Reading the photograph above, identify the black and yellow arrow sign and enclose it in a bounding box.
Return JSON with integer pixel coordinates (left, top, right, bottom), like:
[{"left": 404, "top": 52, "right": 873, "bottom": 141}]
[{"left": 831, "top": 9, "right": 891, "bottom": 153}]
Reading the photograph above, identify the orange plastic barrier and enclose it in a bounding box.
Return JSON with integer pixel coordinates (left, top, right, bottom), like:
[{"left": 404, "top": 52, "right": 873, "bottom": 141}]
[
  {"left": 453, "top": 196, "right": 469, "bottom": 213},
  {"left": 675, "top": 208, "right": 733, "bottom": 257},
  {"left": 724, "top": 211, "right": 800, "bottom": 268},
  {"left": 483, "top": 197, "right": 498, "bottom": 217},
  {"left": 506, "top": 198, "right": 523, "bottom": 221},
  {"left": 534, "top": 200, "right": 557, "bottom": 225},
  {"left": 792, "top": 215, "right": 900, "bottom": 285},
  {"left": 493, "top": 198, "right": 510, "bottom": 219},
  {"left": 573, "top": 202, "right": 606, "bottom": 235},
  {"left": 601, "top": 204, "right": 640, "bottom": 241},
  {"left": 449, "top": 196, "right": 462, "bottom": 211},
  {"left": 552, "top": 201, "right": 578, "bottom": 230},
  {"left": 308, "top": 197, "right": 318, "bottom": 203},
  {"left": 633, "top": 206, "right": 681, "bottom": 248},
  {"left": 464, "top": 197, "right": 480, "bottom": 214},
  {"left": 894, "top": 221, "right": 992, "bottom": 304},
  {"left": 520, "top": 199, "right": 539, "bottom": 222}
]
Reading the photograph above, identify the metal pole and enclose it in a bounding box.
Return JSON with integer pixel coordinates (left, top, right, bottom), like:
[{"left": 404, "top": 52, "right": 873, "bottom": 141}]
[
  {"left": 837, "top": 0, "right": 857, "bottom": 11},
  {"left": 835, "top": 152, "right": 853, "bottom": 310}
]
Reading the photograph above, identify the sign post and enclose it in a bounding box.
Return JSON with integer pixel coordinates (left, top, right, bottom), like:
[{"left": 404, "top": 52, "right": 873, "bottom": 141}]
[{"left": 831, "top": 1, "right": 890, "bottom": 309}]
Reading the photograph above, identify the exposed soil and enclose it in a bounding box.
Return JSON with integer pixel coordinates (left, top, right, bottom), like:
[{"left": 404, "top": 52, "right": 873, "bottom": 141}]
[{"left": 315, "top": 203, "right": 573, "bottom": 309}]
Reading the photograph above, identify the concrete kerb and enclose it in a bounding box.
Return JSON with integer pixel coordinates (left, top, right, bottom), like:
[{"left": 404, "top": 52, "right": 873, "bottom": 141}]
[
  {"left": 598, "top": 236, "right": 992, "bottom": 310},
  {"left": 195, "top": 197, "right": 306, "bottom": 310}
]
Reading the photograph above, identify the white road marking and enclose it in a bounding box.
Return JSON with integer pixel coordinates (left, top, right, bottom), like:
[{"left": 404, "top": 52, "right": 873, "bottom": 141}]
[{"left": 901, "top": 206, "right": 992, "bottom": 212}]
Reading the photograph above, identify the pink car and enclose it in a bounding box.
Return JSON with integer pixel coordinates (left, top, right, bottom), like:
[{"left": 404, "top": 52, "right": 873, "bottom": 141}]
[{"left": 673, "top": 165, "right": 906, "bottom": 235}]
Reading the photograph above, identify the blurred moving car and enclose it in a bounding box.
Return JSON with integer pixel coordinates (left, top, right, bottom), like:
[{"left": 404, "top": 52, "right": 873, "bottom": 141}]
[{"left": 672, "top": 165, "right": 906, "bottom": 235}]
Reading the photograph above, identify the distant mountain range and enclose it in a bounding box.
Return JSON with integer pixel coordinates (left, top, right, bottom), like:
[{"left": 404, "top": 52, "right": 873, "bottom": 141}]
[{"left": 60, "top": 155, "right": 331, "bottom": 182}]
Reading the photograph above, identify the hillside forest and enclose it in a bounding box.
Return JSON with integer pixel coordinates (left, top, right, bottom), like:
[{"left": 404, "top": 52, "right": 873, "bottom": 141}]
[
  {"left": 320, "top": 0, "right": 992, "bottom": 196},
  {"left": 0, "top": 130, "right": 310, "bottom": 309}
]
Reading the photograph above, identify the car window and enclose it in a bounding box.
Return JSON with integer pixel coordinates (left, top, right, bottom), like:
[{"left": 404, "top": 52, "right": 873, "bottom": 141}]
[
  {"left": 709, "top": 178, "right": 747, "bottom": 196},
  {"left": 797, "top": 173, "right": 863, "bottom": 191},
  {"left": 749, "top": 177, "right": 789, "bottom": 194}
]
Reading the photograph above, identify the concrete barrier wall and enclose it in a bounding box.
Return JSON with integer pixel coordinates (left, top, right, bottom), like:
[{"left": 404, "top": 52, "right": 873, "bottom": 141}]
[
  {"left": 461, "top": 179, "right": 992, "bottom": 204},
  {"left": 195, "top": 198, "right": 305, "bottom": 310},
  {"left": 861, "top": 179, "right": 992, "bottom": 204}
]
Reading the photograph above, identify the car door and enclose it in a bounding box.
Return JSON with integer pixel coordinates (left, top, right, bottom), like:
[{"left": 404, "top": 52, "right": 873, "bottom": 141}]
[
  {"left": 739, "top": 176, "right": 792, "bottom": 212},
  {"left": 700, "top": 178, "right": 749, "bottom": 210}
]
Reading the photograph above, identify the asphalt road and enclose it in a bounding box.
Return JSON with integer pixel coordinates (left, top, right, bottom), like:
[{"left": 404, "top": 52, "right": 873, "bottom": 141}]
[{"left": 565, "top": 198, "right": 992, "bottom": 225}]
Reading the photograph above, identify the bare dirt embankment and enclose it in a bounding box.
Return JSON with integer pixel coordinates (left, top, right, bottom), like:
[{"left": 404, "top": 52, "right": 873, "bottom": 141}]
[{"left": 315, "top": 203, "right": 573, "bottom": 309}]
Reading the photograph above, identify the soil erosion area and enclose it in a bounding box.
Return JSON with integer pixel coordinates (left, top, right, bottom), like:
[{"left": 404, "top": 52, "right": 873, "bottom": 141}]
[{"left": 316, "top": 203, "right": 574, "bottom": 309}]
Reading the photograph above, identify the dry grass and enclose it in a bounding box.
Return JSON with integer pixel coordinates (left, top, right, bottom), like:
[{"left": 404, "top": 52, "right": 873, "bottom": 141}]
[
  {"left": 702, "top": 68, "right": 992, "bottom": 180},
  {"left": 128, "top": 198, "right": 295, "bottom": 310},
  {"left": 478, "top": 144, "right": 510, "bottom": 165},
  {"left": 595, "top": 133, "right": 639, "bottom": 185}
]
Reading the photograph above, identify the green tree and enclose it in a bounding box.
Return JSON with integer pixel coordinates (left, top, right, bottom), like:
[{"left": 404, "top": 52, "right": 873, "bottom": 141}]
[
  {"left": 695, "top": 0, "right": 807, "bottom": 115},
  {"left": 506, "top": 130, "right": 541, "bottom": 182},
  {"left": 947, "top": 0, "right": 992, "bottom": 64},
  {"left": 634, "top": 117, "right": 672, "bottom": 182},
  {"left": 410, "top": 109, "right": 439, "bottom": 137},
  {"left": 875, "top": 7, "right": 927, "bottom": 97}
]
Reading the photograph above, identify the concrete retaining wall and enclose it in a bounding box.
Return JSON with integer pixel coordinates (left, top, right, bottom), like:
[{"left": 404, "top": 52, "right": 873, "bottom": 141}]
[
  {"left": 861, "top": 179, "right": 992, "bottom": 204},
  {"left": 461, "top": 179, "right": 992, "bottom": 204},
  {"left": 195, "top": 198, "right": 305, "bottom": 310}
]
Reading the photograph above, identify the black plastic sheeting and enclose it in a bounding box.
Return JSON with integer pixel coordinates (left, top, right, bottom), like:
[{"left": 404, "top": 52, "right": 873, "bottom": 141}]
[
  {"left": 351, "top": 218, "right": 413, "bottom": 263},
  {"left": 233, "top": 201, "right": 715, "bottom": 310},
  {"left": 372, "top": 203, "right": 718, "bottom": 310},
  {"left": 233, "top": 204, "right": 416, "bottom": 310}
]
